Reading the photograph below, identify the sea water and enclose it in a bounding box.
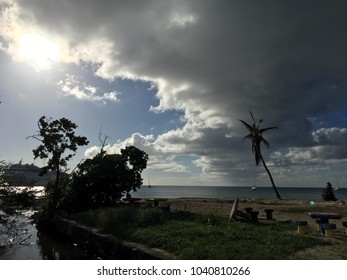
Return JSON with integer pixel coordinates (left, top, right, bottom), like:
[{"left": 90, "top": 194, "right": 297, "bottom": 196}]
[
  {"left": 9, "top": 185, "right": 347, "bottom": 200},
  {"left": 131, "top": 186, "right": 347, "bottom": 200}
]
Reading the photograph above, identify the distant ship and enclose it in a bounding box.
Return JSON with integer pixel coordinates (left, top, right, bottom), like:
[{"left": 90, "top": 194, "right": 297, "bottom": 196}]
[
  {"left": 251, "top": 185, "right": 257, "bottom": 191},
  {"left": 3, "top": 162, "right": 57, "bottom": 186}
]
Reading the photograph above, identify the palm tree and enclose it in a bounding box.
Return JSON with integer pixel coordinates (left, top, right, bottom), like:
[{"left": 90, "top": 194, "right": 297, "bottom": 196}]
[{"left": 240, "top": 111, "right": 282, "bottom": 199}]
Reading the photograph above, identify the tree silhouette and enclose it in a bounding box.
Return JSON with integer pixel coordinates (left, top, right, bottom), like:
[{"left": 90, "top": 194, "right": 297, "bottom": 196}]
[
  {"left": 240, "top": 111, "right": 282, "bottom": 199},
  {"left": 58, "top": 146, "right": 148, "bottom": 213},
  {"left": 28, "top": 116, "right": 89, "bottom": 216},
  {"left": 321, "top": 182, "right": 337, "bottom": 201}
]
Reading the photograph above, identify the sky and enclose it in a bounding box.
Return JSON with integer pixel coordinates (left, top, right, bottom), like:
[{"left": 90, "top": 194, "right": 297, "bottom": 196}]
[{"left": 1, "top": 0, "right": 347, "bottom": 187}]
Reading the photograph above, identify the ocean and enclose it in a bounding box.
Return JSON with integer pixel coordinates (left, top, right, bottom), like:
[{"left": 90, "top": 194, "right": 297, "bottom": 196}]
[
  {"left": 10, "top": 185, "right": 347, "bottom": 200},
  {"left": 131, "top": 186, "right": 347, "bottom": 200}
]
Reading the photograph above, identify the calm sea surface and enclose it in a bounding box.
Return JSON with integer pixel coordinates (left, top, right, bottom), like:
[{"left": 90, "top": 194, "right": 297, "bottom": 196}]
[
  {"left": 131, "top": 186, "right": 347, "bottom": 200},
  {"left": 10, "top": 185, "right": 347, "bottom": 200}
]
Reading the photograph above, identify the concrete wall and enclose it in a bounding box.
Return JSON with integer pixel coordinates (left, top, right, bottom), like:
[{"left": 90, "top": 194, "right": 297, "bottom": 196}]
[{"left": 51, "top": 216, "right": 175, "bottom": 260}]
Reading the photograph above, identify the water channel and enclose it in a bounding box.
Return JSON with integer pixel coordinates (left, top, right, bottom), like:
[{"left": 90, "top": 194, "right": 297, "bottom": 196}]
[{"left": 0, "top": 212, "right": 101, "bottom": 260}]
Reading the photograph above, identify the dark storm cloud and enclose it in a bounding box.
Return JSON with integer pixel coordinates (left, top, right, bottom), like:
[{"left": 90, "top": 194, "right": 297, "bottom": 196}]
[
  {"left": 15, "top": 1, "right": 347, "bottom": 120},
  {"left": 10, "top": 0, "right": 347, "bottom": 184}
]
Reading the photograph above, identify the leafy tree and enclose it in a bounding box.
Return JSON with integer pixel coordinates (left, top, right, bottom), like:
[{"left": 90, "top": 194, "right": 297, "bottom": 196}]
[
  {"left": 321, "top": 182, "right": 337, "bottom": 201},
  {"left": 58, "top": 146, "right": 148, "bottom": 213},
  {"left": 240, "top": 111, "right": 282, "bottom": 199},
  {"left": 28, "top": 116, "right": 89, "bottom": 215}
]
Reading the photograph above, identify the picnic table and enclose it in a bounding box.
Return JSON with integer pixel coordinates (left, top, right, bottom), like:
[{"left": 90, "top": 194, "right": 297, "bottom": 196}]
[
  {"left": 145, "top": 198, "right": 168, "bottom": 207},
  {"left": 308, "top": 212, "right": 342, "bottom": 234}
]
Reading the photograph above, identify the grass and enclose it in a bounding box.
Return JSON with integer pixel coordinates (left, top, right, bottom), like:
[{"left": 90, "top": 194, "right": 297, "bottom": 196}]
[{"left": 71, "top": 206, "right": 330, "bottom": 259}]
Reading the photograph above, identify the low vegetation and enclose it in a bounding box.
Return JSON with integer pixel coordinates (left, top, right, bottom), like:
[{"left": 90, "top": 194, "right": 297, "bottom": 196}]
[{"left": 71, "top": 206, "right": 329, "bottom": 260}]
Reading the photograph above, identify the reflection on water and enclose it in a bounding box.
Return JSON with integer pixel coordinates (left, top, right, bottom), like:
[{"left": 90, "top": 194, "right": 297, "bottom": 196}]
[{"left": 0, "top": 214, "right": 100, "bottom": 260}]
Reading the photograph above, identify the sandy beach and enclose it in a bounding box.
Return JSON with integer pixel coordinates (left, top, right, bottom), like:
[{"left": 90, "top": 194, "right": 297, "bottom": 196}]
[{"left": 166, "top": 198, "right": 347, "bottom": 225}]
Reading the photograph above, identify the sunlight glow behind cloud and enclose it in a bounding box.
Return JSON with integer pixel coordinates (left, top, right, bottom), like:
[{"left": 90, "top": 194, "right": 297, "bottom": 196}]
[{"left": 15, "top": 33, "right": 60, "bottom": 70}]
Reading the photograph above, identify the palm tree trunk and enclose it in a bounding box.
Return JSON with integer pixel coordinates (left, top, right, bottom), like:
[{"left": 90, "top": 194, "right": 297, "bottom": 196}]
[{"left": 258, "top": 151, "right": 282, "bottom": 200}]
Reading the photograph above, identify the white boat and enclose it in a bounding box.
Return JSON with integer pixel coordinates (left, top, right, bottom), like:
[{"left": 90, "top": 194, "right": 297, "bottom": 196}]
[
  {"left": 148, "top": 175, "right": 152, "bottom": 188},
  {"left": 251, "top": 185, "right": 257, "bottom": 191},
  {"left": 334, "top": 174, "right": 340, "bottom": 191}
]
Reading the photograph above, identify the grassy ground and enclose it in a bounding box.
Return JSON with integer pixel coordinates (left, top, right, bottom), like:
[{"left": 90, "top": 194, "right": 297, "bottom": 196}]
[{"left": 71, "top": 206, "right": 333, "bottom": 259}]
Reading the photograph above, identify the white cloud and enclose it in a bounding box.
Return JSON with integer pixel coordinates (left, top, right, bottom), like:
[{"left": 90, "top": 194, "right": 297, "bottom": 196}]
[
  {"left": 312, "top": 127, "right": 347, "bottom": 143},
  {"left": 155, "top": 125, "right": 203, "bottom": 153},
  {"left": 150, "top": 162, "right": 188, "bottom": 173},
  {"left": 284, "top": 147, "right": 317, "bottom": 165},
  {"left": 85, "top": 133, "right": 154, "bottom": 157},
  {"left": 57, "top": 74, "right": 119, "bottom": 103},
  {"left": 84, "top": 132, "right": 190, "bottom": 174},
  {"left": 168, "top": 12, "right": 198, "bottom": 28},
  {"left": 84, "top": 146, "right": 100, "bottom": 158},
  {"left": 83, "top": 132, "right": 197, "bottom": 175}
]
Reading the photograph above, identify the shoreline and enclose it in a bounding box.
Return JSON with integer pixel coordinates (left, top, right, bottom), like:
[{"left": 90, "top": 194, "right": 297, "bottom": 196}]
[{"left": 133, "top": 185, "right": 347, "bottom": 200}]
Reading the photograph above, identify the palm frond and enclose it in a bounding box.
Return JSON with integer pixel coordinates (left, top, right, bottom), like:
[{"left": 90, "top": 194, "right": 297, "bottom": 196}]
[
  {"left": 262, "top": 137, "right": 270, "bottom": 149},
  {"left": 239, "top": 119, "right": 253, "bottom": 131},
  {"left": 240, "top": 112, "right": 278, "bottom": 163},
  {"left": 259, "top": 126, "right": 278, "bottom": 134},
  {"left": 249, "top": 111, "right": 256, "bottom": 124}
]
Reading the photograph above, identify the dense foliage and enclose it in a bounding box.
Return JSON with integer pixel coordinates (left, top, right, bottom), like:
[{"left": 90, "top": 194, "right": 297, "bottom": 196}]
[
  {"left": 58, "top": 146, "right": 148, "bottom": 213},
  {"left": 321, "top": 182, "right": 337, "bottom": 201}
]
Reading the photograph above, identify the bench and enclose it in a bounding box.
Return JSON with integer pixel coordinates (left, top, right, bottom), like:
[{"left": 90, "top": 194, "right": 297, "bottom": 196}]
[
  {"left": 295, "top": 221, "right": 308, "bottom": 235},
  {"left": 322, "top": 223, "right": 336, "bottom": 238}
]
